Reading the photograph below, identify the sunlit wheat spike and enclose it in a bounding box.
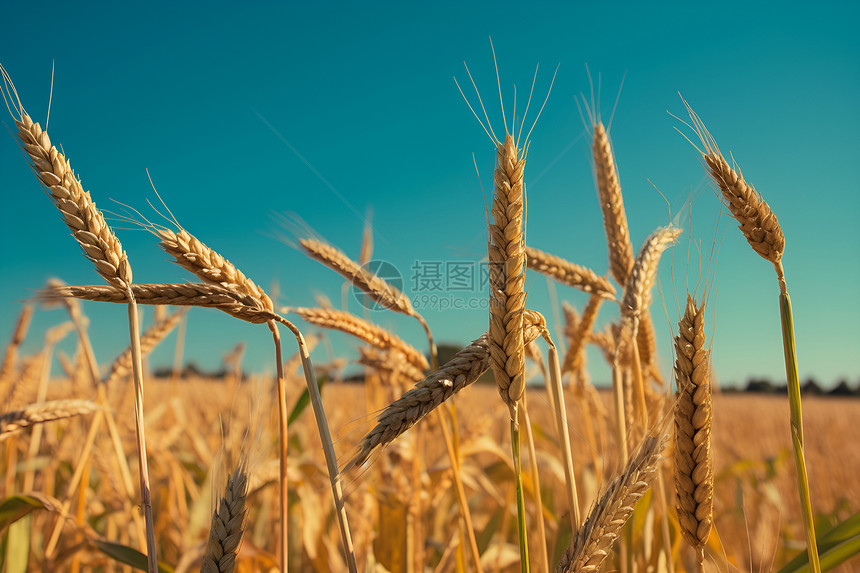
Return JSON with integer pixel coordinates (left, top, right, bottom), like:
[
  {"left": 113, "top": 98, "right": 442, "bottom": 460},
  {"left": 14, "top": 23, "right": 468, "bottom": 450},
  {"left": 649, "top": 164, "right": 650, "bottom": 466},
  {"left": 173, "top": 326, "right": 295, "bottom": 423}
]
[
  {"left": 288, "top": 306, "right": 428, "bottom": 371},
  {"left": 201, "top": 463, "right": 249, "bottom": 573},
  {"left": 300, "top": 238, "right": 414, "bottom": 316},
  {"left": 620, "top": 225, "right": 683, "bottom": 332},
  {"left": 41, "top": 283, "right": 278, "bottom": 325},
  {"left": 356, "top": 346, "right": 426, "bottom": 383},
  {"left": 593, "top": 121, "right": 635, "bottom": 286},
  {"left": 525, "top": 246, "right": 616, "bottom": 299},
  {"left": 346, "top": 310, "right": 547, "bottom": 471},
  {"left": 1, "top": 70, "right": 132, "bottom": 291},
  {"left": 673, "top": 295, "right": 713, "bottom": 561},
  {"left": 0, "top": 399, "right": 101, "bottom": 441},
  {"left": 681, "top": 98, "right": 785, "bottom": 269},
  {"left": 555, "top": 430, "right": 668, "bottom": 572},
  {"left": 150, "top": 226, "right": 274, "bottom": 312},
  {"left": 561, "top": 294, "right": 603, "bottom": 379},
  {"left": 488, "top": 133, "right": 527, "bottom": 421}
]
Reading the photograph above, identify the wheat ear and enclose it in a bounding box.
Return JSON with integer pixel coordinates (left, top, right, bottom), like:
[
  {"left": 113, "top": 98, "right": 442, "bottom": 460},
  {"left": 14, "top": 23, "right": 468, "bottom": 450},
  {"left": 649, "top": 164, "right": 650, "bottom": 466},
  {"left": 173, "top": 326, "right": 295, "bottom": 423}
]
[
  {"left": 673, "top": 295, "right": 713, "bottom": 563},
  {"left": 299, "top": 238, "right": 438, "bottom": 366},
  {"left": 680, "top": 99, "right": 785, "bottom": 274},
  {"left": 2, "top": 77, "right": 131, "bottom": 291},
  {"left": 593, "top": 121, "right": 635, "bottom": 285},
  {"left": 346, "top": 309, "right": 547, "bottom": 471},
  {"left": 201, "top": 463, "right": 249, "bottom": 573},
  {"left": 525, "top": 246, "right": 616, "bottom": 299},
  {"left": 0, "top": 400, "right": 101, "bottom": 441},
  {"left": 152, "top": 226, "right": 274, "bottom": 311},
  {"left": 488, "top": 133, "right": 527, "bottom": 422},
  {"left": 288, "top": 306, "right": 429, "bottom": 371},
  {"left": 41, "top": 283, "right": 279, "bottom": 324},
  {"left": 555, "top": 430, "right": 669, "bottom": 573},
  {"left": 0, "top": 304, "right": 34, "bottom": 396}
]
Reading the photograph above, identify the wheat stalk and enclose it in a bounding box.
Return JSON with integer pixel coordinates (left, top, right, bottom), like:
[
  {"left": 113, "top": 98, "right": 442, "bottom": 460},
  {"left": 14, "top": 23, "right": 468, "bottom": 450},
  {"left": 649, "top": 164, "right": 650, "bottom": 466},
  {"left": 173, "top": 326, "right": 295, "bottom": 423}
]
[
  {"left": 592, "top": 121, "right": 635, "bottom": 286},
  {"left": 673, "top": 295, "right": 713, "bottom": 563},
  {"left": 555, "top": 430, "right": 669, "bottom": 573},
  {"left": 201, "top": 463, "right": 249, "bottom": 573},
  {"left": 525, "top": 246, "right": 616, "bottom": 299},
  {"left": 0, "top": 400, "right": 101, "bottom": 441},
  {"left": 106, "top": 309, "right": 186, "bottom": 386},
  {"left": 288, "top": 306, "right": 429, "bottom": 371}
]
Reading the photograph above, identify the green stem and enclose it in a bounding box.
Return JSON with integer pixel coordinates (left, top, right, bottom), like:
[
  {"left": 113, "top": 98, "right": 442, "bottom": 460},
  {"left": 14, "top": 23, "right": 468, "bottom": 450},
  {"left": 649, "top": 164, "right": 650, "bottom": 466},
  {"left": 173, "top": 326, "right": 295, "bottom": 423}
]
[
  {"left": 779, "top": 290, "right": 821, "bottom": 573},
  {"left": 511, "top": 418, "right": 530, "bottom": 573}
]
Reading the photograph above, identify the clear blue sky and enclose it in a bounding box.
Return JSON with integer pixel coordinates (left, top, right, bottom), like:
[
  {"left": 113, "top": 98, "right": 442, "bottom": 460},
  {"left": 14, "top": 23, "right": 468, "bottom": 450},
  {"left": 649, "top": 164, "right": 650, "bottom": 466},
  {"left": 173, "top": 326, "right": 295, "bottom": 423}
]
[{"left": 1, "top": 1, "right": 858, "bottom": 388}]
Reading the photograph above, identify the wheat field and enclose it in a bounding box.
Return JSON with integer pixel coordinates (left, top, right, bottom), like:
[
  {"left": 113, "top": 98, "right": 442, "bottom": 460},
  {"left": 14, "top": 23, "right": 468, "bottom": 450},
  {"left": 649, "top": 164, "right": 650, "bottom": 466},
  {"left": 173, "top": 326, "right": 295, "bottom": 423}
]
[{"left": 1, "top": 38, "right": 858, "bottom": 573}]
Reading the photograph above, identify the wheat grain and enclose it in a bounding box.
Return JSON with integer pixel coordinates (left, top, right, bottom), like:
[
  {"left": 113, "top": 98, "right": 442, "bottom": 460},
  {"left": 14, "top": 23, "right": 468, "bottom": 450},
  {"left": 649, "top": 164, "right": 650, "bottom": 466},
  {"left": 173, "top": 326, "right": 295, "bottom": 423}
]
[
  {"left": 525, "top": 246, "right": 616, "bottom": 299},
  {"left": 673, "top": 295, "right": 713, "bottom": 561},
  {"left": 561, "top": 294, "right": 604, "bottom": 379},
  {"left": 555, "top": 430, "right": 668, "bottom": 572},
  {"left": 356, "top": 346, "right": 426, "bottom": 383},
  {"left": 0, "top": 399, "right": 101, "bottom": 441},
  {"left": 201, "top": 463, "right": 249, "bottom": 573}
]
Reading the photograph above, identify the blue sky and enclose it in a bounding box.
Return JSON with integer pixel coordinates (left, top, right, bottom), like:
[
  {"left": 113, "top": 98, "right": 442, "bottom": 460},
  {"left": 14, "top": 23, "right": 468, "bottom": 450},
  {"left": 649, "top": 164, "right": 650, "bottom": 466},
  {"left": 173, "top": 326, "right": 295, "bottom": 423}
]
[{"left": 1, "top": 1, "right": 858, "bottom": 388}]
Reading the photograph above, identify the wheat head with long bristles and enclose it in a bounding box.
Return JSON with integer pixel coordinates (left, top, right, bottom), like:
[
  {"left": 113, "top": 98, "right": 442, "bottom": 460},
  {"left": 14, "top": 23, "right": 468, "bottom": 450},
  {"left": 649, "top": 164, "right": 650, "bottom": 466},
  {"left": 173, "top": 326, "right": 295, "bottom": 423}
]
[
  {"left": 488, "top": 133, "right": 527, "bottom": 421},
  {"left": 593, "top": 121, "right": 635, "bottom": 286},
  {"left": 673, "top": 294, "right": 714, "bottom": 561},
  {"left": 525, "top": 246, "right": 616, "bottom": 299},
  {"left": 0, "top": 399, "right": 101, "bottom": 441},
  {"left": 346, "top": 309, "right": 547, "bottom": 471},
  {"left": 555, "top": 430, "right": 669, "bottom": 572},
  {"left": 681, "top": 99, "right": 785, "bottom": 272},
  {"left": 41, "top": 283, "right": 279, "bottom": 325},
  {"left": 288, "top": 307, "right": 429, "bottom": 371},
  {"left": 151, "top": 227, "right": 274, "bottom": 311}
]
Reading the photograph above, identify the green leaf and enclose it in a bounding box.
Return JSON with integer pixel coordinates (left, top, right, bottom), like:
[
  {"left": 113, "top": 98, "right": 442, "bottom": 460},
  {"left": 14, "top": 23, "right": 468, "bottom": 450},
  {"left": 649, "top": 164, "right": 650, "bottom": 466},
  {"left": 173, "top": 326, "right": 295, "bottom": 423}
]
[
  {"left": 0, "top": 495, "right": 55, "bottom": 533},
  {"left": 92, "top": 539, "right": 174, "bottom": 573},
  {"left": 778, "top": 510, "right": 860, "bottom": 573},
  {"left": 287, "top": 376, "right": 328, "bottom": 427}
]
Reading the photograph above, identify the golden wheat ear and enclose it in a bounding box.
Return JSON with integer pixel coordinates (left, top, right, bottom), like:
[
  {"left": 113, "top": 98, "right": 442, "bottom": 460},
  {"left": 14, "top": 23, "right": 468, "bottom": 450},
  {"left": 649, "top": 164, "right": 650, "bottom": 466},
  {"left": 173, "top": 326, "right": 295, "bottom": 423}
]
[{"left": 673, "top": 294, "right": 714, "bottom": 563}]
